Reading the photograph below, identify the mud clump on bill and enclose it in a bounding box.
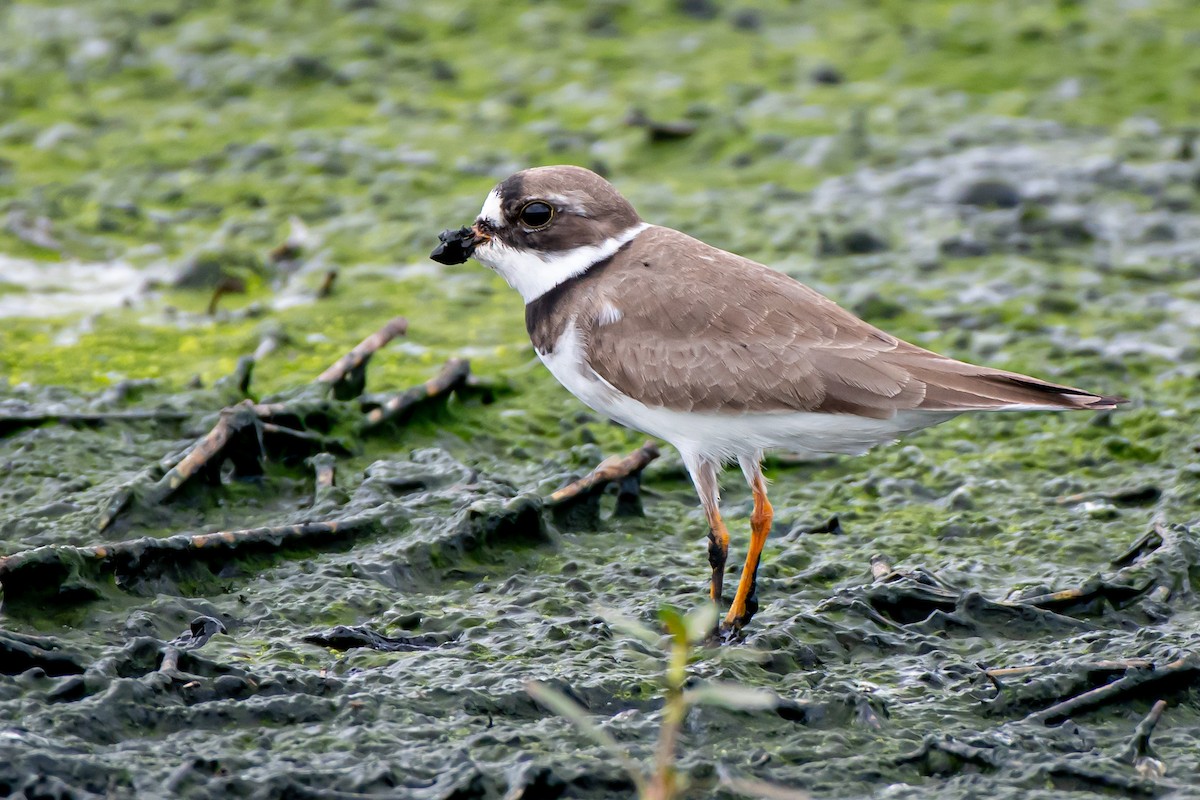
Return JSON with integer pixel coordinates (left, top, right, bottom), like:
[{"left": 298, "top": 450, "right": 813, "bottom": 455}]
[{"left": 430, "top": 226, "right": 477, "bottom": 265}]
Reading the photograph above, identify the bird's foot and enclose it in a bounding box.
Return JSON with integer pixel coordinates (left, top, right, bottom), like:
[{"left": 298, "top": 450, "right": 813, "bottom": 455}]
[{"left": 714, "top": 619, "right": 746, "bottom": 645}]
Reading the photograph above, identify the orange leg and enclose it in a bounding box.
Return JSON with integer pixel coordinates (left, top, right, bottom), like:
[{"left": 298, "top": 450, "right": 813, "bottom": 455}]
[
  {"left": 705, "top": 504, "right": 730, "bottom": 604},
  {"left": 724, "top": 471, "right": 773, "bottom": 630}
]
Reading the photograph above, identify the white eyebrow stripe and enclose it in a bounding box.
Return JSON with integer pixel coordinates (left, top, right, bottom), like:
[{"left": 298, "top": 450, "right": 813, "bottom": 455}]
[
  {"left": 478, "top": 188, "right": 505, "bottom": 228},
  {"left": 541, "top": 193, "right": 588, "bottom": 216}
]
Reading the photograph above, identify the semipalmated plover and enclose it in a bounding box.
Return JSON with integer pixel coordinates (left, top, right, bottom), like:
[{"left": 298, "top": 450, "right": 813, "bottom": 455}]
[{"left": 431, "top": 166, "right": 1123, "bottom": 636}]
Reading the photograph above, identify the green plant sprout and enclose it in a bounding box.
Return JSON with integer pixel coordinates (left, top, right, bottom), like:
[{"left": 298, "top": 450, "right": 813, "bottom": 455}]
[{"left": 527, "top": 604, "right": 811, "bottom": 800}]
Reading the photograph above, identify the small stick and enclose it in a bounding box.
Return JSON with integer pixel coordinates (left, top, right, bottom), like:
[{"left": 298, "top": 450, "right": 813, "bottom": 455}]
[
  {"left": 0, "top": 410, "right": 191, "bottom": 428},
  {"left": 1027, "top": 655, "right": 1198, "bottom": 724},
  {"left": 226, "top": 355, "right": 255, "bottom": 397},
  {"left": 1111, "top": 523, "right": 1165, "bottom": 567},
  {"left": 869, "top": 554, "right": 893, "bottom": 581},
  {"left": 310, "top": 452, "right": 339, "bottom": 508},
  {"left": 206, "top": 276, "right": 246, "bottom": 316},
  {"left": 363, "top": 358, "right": 470, "bottom": 430},
  {"left": 159, "top": 646, "right": 184, "bottom": 679},
  {"left": 143, "top": 402, "right": 261, "bottom": 506},
  {"left": 316, "top": 315, "right": 408, "bottom": 395},
  {"left": 0, "top": 517, "right": 378, "bottom": 594},
  {"left": 316, "top": 269, "right": 338, "bottom": 299},
  {"left": 1121, "top": 699, "right": 1168, "bottom": 764},
  {"left": 259, "top": 422, "right": 329, "bottom": 448},
  {"left": 249, "top": 401, "right": 291, "bottom": 419},
  {"left": 311, "top": 453, "right": 336, "bottom": 489},
  {"left": 984, "top": 659, "right": 1152, "bottom": 679},
  {"left": 545, "top": 442, "right": 661, "bottom": 507}
]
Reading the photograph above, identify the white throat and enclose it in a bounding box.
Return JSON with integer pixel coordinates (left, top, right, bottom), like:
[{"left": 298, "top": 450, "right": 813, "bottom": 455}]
[{"left": 473, "top": 211, "right": 649, "bottom": 303}]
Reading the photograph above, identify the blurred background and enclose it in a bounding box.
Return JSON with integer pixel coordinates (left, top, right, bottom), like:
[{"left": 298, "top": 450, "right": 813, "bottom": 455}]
[{"left": 0, "top": 0, "right": 1196, "bottom": 398}]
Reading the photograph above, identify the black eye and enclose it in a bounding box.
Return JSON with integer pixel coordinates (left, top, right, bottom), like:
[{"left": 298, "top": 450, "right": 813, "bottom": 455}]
[{"left": 519, "top": 201, "right": 554, "bottom": 228}]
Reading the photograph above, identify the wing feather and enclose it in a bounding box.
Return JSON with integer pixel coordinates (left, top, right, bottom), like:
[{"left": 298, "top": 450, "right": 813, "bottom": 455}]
[{"left": 582, "top": 227, "right": 1121, "bottom": 416}]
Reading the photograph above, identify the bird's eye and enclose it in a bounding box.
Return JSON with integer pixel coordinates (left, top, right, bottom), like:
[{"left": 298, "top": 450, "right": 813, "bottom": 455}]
[{"left": 519, "top": 201, "right": 554, "bottom": 228}]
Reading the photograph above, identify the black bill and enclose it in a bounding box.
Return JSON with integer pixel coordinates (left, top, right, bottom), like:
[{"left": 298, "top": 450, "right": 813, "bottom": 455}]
[{"left": 429, "top": 226, "right": 477, "bottom": 265}]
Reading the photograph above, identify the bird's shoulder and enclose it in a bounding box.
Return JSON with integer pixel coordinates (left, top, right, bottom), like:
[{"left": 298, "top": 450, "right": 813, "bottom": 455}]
[{"left": 590, "top": 225, "right": 888, "bottom": 345}]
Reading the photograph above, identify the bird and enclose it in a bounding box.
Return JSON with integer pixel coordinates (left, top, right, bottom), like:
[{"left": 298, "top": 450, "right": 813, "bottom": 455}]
[{"left": 430, "top": 165, "right": 1124, "bottom": 638}]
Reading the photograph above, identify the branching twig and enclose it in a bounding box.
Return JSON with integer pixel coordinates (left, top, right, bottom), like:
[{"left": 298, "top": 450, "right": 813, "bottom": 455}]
[
  {"left": 1026, "top": 655, "right": 1199, "bottom": 724},
  {"left": 362, "top": 358, "right": 470, "bottom": 430},
  {"left": 544, "top": 441, "right": 660, "bottom": 529},
  {"left": 545, "top": 441, "right": 660, "bottom": 507},
  {"left": 1120, "top": 699, "right": 1167, "bottom": 764},
  {"left": 142, "top": 402, "right": 263, "bottom": 506},
  {"left": 1017, "top": 521, "right": 1198, "bottom": 614},
  {"left": 1, "top": 517, "right": 379, "bottom": 598},
  {"left": 984, "top": 659, "right": 1152, "bottom": 679},
  {"left": 316, "top": 315, "right": 408, "bottom": 400}
]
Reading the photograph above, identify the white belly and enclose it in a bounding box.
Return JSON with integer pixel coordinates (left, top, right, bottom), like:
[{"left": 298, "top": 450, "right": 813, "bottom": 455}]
[{"left": 538, "top": 324, "right": 954, "bottom": 463}]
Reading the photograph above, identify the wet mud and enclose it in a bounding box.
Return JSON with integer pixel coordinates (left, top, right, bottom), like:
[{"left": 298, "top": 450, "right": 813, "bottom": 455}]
[{"left": 3, "top": 1, "right": 1200, "bottom": 798}]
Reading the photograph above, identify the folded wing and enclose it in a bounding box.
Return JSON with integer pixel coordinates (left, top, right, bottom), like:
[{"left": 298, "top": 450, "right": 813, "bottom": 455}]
[{"left": 585, "top": 228, "right": 1122, "bottom": 418}]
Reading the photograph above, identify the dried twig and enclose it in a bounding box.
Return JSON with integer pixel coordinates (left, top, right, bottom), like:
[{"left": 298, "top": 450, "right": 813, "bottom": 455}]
[
  {"left": 316, "top": 269, "right": 338, "bottom": 299},
  {"left": 0, "top": 632, "right": 87, "bottom": 677},
  {"left": 316, "top": 315, "right": 408, "bottom": 399},
  {"left": 545, "top": 441, "right": 661, "bottom": 507},
  {"left": 897, "top": 735, "right": 999, "bottom": 771},
  {"left": 258, "top": 422, "right": 349, "bottom": 463},
  {"left": 543, "top": 441, "right": 660, "bottom": 530},
  {"left": 223, "top": 355, "right": 255, "bottom": 397},
  {"left": 310, "top": 452, "right": 339, "bottom": 508},
  {"left": 0, "top": 409, "right": 191, "bottom": 437},
  {"left": 206, "top": 276, "right": 246, "bottom": 316},
  {"left": 158, "top": 646, "right": 185, "bottom": 680},
  {"left": 1055, "top": 485, "right": 1161, "bottom": 507},
  {"left": 984, "top": 659, "right": 1152, "bottom": 679},
  {"left": 302, "top": 625, "right": 446, "bottom": 652},
  {"left": 870, "top": 554, "right": 894, "bottom": 582},
  {"left": 1, "top": 517, "right": 378, "bottom": 598},
  {"left": 362, "top": 358, "right": 470, "bottom": 430},
  {"left": 1026, "top": 654, "right": 1199, "bottom": 724},
  {"left": 1018, "top": 521, "right": 1198, "bottom": 614},
  {"left": 98, "top": 404, "right": 263, "bottom": 532},
  {"left": 1120, "top": 699, "right": 1168, "bottom": 766},
  {"left": 142, "top": 402, "right": 264, "bottom": 506},
  {"left": 96, "top": 319, "right": 410, "bottom": 532},
  {"left": 311, "top": 452, "right": 336, "bottom": 489}
]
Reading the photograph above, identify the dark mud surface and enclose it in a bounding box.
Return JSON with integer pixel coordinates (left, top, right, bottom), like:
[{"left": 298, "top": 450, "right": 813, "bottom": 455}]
[
  {"left": 3, "top": 1, "right": 1200, "bottom": 798},
  {"left": 3, "top": 120, "right": 1200, "bottom": 798}
]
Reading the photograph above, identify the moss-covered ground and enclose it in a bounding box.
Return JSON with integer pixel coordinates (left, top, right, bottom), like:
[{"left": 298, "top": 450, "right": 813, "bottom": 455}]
[{"left": 1, "top": 1, "right": 1199, "bottom": 798}]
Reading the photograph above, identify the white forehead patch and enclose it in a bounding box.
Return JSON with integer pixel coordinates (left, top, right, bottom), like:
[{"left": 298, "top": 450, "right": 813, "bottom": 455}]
[{"left": 478, "top": 188, "right": 505, "bottom": 228}]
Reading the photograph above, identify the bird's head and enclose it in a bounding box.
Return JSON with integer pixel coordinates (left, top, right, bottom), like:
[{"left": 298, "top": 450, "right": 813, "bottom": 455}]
[{"left": 431, "top": 165, "right": 645, "bottom": 302}]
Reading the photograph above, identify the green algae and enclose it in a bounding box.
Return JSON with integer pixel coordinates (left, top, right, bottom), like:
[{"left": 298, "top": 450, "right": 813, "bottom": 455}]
[{"left": 2, "top": 0, "right": 1200, "bottom": 798}]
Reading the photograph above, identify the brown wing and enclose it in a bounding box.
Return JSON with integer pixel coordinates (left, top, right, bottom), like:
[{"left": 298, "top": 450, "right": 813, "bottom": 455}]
[{"left": 585, "top": 227, "right": 1121, "bottom": 417}]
